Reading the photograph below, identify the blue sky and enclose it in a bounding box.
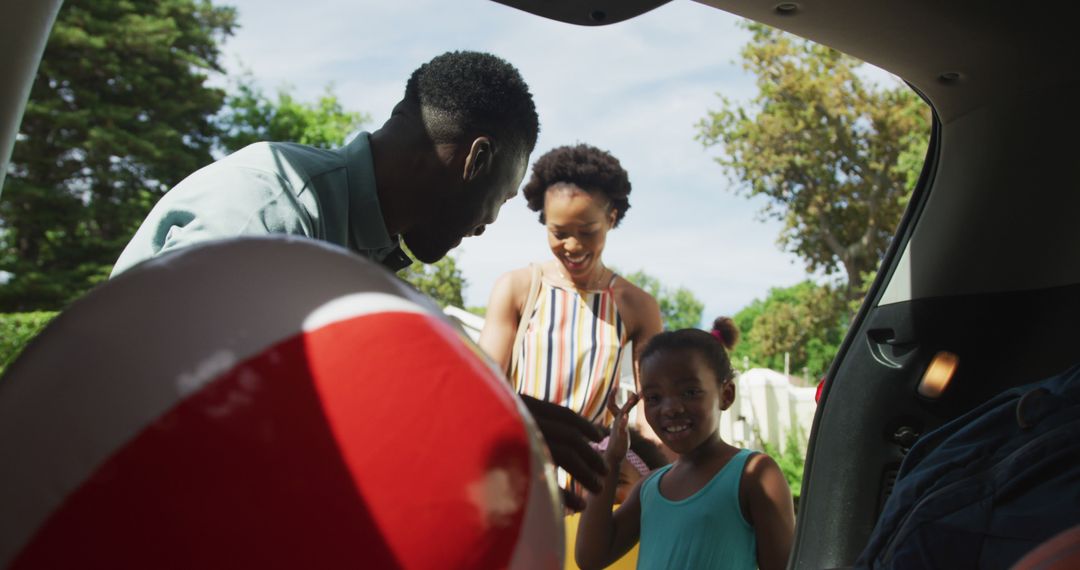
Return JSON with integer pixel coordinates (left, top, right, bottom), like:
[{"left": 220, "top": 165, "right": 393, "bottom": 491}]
[{"left": 216, "top": 0, "right": 818, "bottom": 322}]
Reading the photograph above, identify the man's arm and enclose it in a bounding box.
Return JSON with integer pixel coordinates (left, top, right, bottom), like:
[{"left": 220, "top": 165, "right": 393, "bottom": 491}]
[{"left": 518, "top": 395, "right": 606, "bottom": 510}]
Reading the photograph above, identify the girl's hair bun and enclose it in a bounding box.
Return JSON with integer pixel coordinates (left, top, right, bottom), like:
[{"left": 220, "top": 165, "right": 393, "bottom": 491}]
[{"left": 711, "top": 316, "right": 739, "bottom": 350}]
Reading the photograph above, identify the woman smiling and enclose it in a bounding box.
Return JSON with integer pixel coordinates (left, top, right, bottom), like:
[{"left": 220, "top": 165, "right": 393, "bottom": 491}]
[{"left": 480, "top": 144, "right": 663, "bottom": 435}]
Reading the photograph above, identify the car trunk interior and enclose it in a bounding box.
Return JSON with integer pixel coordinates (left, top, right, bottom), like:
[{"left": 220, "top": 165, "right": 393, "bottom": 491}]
[{"left": 697, "top": 1, "right": 1080, "bottom": 568}]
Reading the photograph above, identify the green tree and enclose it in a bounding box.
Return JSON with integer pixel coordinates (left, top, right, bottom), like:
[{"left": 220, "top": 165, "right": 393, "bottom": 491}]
[
  {"left": 697, "top": 22, "right": 930, "bottom": 301},
  {"left": 623, "top": 269, "right": 704, "bottom": 330},
  {"left": 0, "top": 0, "right": 238, "bottom": 311},
  {"left": 0, "top": 311, "right": 57, "bottom": 376},
  {"left": 397, "top": 255, "right": 467, "bottom": 309},
  {"left": 731, "top": 280, "right": 846, "bottom": 379},
  {"left": 216, "top": 77, "right": 369, "bottom": 152}
]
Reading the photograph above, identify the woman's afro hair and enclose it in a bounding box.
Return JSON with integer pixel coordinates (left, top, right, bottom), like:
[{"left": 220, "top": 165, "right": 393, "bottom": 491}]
[{"left": 521, "top": 144, "right": 631, "bottom": 226}]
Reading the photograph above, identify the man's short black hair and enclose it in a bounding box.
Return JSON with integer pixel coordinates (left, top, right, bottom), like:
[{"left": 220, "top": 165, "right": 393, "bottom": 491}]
[{"left": 404, "top": 51, "right": 539, "bottom": 154}]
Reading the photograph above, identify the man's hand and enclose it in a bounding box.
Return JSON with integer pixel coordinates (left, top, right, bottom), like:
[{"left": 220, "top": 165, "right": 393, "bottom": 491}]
[{"left": 519, "top": 395, "right": 607, "bottom": 511}]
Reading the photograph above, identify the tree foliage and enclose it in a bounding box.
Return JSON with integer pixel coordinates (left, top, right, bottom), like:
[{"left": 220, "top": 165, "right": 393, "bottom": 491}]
[
  {"left": 216, "top": 77, "right": 369, "bottom": 152},
  {"left": 622, "top": 269, "right": 704, "bottom": 330},
  {"left": 758, "top": 424, "right": 807, "bottom": 506},
  {"left": 397, "top": 255, "right": 467, "bottom": 309},
  {"left": 698, "top": 22, "right": 931, "bottom": 300},
  {"left": 0, "top": 0, "right": 374, "bottom": 312},
  {"left": 731, "top": 280, "right": 847, "bottom": 380},
  {"left": 0, "top": 311, "right": 58, "bottom": 376},
  {"left": 0, "top": 0, "right": 237, "bottom": 311}
]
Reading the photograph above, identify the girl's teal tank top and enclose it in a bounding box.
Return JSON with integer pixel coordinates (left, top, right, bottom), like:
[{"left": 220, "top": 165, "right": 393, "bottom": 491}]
[{"left": 637, "top": 448, "right": 757, "bottom": 569}]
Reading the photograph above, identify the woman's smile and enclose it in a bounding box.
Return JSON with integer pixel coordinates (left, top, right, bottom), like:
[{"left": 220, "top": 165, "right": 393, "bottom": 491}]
[
  {"left": 562, "top": 252, "right": 591, "bottom": 272},
  {"left": 543, "top": 184, "right": 616, "bottom": 288}
]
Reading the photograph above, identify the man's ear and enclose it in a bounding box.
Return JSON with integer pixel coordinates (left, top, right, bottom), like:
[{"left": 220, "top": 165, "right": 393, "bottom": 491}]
[{"left": 463, "top": 136, "right": 493, "bottom": 182}]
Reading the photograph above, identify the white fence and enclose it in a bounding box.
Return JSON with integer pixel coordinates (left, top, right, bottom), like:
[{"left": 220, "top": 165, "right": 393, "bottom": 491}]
[{"left": 723, "top": 368, "right": 817, "bottom": 452}]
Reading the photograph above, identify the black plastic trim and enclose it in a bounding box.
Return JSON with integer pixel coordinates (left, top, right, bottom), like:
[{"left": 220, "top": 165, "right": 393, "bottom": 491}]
[{"left": 489, "top": 0, "right": 673, "bottom": 26}]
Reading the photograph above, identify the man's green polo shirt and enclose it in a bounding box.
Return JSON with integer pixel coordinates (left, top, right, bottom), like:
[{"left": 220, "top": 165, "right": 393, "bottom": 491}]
[{"left": 111, "top": 132, "right": 411, "bottom": 276}]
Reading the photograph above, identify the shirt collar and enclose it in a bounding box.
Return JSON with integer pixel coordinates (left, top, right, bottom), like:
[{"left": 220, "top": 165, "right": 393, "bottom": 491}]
[{"left": 341, "top": 132, "right": 413, "bottom": 271}]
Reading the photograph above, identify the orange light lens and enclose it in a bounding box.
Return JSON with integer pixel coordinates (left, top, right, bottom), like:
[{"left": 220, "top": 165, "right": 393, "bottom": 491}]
[{"left": 918, "top": 351, "right": 959, "bottom": 399}]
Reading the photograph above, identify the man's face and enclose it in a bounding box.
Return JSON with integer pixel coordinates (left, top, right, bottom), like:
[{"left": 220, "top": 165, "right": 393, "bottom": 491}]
[{"left": 404, "top": 149, "right": 528, "bottom": 263}]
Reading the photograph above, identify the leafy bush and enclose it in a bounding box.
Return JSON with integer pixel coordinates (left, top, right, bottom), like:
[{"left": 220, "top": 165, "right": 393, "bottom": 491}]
[
  {"left": 757, "top": 425, "right": 807, "bottom": 511},
  {"left": 0, "top": 311, "right": 57, "bottom": 376}
]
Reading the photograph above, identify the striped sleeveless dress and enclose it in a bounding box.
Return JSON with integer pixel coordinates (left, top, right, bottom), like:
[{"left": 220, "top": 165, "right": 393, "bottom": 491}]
[{"left": 509, "top": 270, "right": 628, "bottom": 425}]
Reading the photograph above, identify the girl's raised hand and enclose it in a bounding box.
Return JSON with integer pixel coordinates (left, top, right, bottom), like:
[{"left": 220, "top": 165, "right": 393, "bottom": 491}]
[{"left": 604, "top": 392, "right": 640, "bottom": 465}]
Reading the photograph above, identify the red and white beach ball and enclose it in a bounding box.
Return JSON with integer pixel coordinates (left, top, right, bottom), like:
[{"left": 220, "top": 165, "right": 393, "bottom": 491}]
[{"left": 0, "top": 237, "right": 562, "bottom": 569}]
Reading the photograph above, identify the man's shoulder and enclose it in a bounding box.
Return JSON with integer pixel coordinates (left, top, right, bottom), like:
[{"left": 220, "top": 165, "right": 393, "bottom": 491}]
[
  {"left": 224, "top": 141, "right": 333, "bottom": 169},
  {"left": 185, "top": 141, "right": 344, "bottom": 198}
]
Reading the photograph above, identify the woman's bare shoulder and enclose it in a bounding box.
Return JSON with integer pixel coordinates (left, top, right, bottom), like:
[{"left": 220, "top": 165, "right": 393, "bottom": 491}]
[
  {"left": 497, "top": 265, "right": 535, "bottom": 287},
  {"left": 612, "top": 275, "right": 660, "bottom": 313},
  {"left": 491, "top": 264, "right": 541, "bottom": 308},
  {"left": 611, "top": 275, "right": 662, "bottom": 334}
]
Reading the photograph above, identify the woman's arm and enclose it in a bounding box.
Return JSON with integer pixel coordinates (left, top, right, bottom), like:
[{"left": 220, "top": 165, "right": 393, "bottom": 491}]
[
  {"left": 743, "top": 453, "right": 796, "bottom": 570},
  {"left": 477, "top": 268, "right": 527, "bottom": 373},
  {"left": 622, "top": 284, "right": 665, "bottom": 452},
  {"left": 628, "top": 291, "right": 663, "bottom": 375}
]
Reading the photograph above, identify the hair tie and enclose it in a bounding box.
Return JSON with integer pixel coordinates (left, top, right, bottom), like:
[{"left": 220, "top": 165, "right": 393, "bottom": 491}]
[
  {"left": 710, "top": 329, "right": 724, "bottom": 343},
  {"left": 589, "top": 435, "right": 651, "bottom": 477}
]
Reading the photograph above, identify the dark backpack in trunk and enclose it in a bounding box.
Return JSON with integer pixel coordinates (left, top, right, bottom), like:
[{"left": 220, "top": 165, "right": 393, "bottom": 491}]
[{"left": 856, "top": 363, "right": 1080, "bottom": 569}]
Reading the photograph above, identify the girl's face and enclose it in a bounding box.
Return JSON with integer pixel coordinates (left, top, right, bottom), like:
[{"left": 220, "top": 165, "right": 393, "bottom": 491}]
[
  {"left": 543, "top": 184, "right": 616, "bottom": 282},
  {"left": 640, "top": 348, "right": 735, "bottom": 456}
]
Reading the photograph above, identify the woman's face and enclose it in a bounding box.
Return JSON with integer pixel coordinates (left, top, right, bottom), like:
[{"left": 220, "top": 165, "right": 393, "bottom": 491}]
[{"left": 543, "top": 184, "right": 617, "bottom": 282}]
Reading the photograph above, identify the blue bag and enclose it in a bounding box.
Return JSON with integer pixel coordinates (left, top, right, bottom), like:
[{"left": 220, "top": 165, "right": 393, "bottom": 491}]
[{"left": 856, "top": 363, "right": 1080, "bottom": 569}]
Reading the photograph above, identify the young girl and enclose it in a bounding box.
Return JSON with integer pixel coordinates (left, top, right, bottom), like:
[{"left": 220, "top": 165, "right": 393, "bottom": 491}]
[{"left": 576, "top": 318, "right": 795, "bottom": 570}]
